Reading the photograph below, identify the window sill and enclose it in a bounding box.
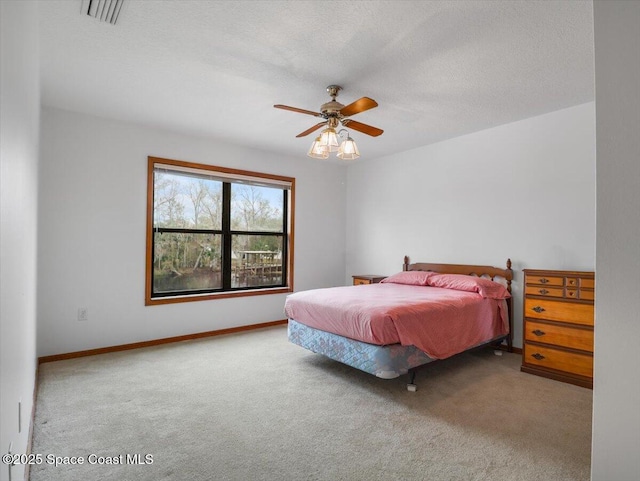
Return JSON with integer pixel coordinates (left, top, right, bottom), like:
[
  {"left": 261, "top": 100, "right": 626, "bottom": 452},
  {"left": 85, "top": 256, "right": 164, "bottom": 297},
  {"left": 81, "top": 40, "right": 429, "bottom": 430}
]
[{"left": 145, "top": 286, "right": 293, "bottom": 306}]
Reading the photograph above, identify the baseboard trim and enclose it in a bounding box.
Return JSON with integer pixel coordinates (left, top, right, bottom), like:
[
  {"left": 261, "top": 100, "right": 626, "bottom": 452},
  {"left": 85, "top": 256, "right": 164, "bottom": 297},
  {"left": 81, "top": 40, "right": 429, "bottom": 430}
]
[{"left": 38, "top": 319, "right": 288, "bottom": 364}]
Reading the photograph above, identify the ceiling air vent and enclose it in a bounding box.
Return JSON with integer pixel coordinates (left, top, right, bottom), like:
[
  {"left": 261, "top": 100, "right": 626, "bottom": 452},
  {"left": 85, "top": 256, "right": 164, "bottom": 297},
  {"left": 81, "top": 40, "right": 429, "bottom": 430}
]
[{"left": 81, "top": 0, "right": 125, "bottom": 25}]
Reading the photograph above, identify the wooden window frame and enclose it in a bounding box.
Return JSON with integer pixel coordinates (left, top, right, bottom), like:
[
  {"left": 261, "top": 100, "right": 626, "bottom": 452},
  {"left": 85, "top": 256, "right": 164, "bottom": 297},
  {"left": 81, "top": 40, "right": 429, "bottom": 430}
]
[{"left": 145, "top": 156, "right": 295, "bottom": 305}]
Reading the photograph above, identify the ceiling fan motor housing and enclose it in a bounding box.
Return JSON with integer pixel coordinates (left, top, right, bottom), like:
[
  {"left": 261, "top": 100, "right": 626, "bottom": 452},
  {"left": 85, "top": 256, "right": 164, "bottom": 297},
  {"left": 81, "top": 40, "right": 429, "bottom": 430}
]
[
  {"left": 321, "top": 85, "right": 344, "bottom": 117},
  {"left": 320, "top": 100, "right": 345, "bottom": 116}
]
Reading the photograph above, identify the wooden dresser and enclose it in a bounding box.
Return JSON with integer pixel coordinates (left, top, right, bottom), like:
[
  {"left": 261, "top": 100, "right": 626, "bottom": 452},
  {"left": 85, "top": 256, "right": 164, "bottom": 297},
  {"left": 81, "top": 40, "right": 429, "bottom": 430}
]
[
  {"left": 352, "top": 275, "right": 386, "bottom": 286},
  {"left": 521, "top": 269, "right": 595, "bottom": 388}
]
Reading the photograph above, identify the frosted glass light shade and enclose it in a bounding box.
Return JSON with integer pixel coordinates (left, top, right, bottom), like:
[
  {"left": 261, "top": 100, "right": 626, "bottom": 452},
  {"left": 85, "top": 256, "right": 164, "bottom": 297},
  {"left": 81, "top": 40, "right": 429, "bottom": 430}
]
[
  {"left": 337, "top": 137, "right": 360, "bottom": 160},
  {"left": 319, "top": 128, "right": 339, "bottom": 152},
  {"left": 307, "top": 136, "right": 329, "bottom": 159}
]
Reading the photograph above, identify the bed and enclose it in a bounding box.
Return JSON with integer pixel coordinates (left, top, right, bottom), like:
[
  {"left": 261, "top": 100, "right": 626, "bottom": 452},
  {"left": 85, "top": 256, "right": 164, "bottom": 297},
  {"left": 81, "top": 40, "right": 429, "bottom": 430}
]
[{"left": 285, "top": 256, "right": 513, "bottom": 384}]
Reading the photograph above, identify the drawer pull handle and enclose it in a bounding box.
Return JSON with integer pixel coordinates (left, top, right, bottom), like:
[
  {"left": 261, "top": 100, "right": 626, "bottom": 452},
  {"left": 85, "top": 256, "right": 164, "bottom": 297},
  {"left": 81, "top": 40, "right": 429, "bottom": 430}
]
[
  {"left": 539, "top": 289, "right": 549, "bottom": 295},
  {"left": 532, "top": 329, "right": 546, "bottom": 337},
  {"left": 531, "top": 353, "right": 545, "bottom": 361},
  {"left": 539, "top": 278, "right": 549, "bottom": 284},
  {"left": 532, "top": 306, "right": 546, "bottom": 313}
]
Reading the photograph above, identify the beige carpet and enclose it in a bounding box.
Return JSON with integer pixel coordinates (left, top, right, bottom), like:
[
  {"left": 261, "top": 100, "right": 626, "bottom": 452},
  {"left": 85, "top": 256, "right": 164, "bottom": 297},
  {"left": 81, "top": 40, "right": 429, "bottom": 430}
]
[{"left": 30, "top": 326, "right": 592, "bottom": 481}]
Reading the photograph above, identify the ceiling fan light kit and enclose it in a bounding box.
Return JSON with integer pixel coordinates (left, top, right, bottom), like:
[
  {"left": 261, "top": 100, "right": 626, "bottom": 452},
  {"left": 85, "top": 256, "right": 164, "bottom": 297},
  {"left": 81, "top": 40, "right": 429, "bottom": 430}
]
[
  {"left": 275, "top": 85, "right": 383, "bottom": 161},
  {"left": 308, "top": 128, "right": 360, "bottom": 160}
]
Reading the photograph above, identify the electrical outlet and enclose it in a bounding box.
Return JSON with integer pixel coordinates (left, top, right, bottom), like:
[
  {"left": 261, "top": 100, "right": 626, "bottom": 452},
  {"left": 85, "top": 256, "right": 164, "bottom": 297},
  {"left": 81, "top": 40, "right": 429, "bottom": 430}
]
[{"left": 78, "top": 307, "right": 88, "bottom": 322}]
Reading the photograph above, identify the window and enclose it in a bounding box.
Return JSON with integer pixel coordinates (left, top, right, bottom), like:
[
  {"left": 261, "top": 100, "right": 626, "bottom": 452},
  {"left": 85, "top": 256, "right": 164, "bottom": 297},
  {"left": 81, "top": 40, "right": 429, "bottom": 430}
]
[{"left": 146, "top": 157, "right": 294, "bottom": 305}]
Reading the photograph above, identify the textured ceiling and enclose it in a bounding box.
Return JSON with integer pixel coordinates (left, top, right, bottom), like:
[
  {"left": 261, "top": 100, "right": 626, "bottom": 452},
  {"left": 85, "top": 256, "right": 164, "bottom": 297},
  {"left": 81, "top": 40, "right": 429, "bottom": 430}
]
[{"left": 38, "top": 0, "right": 594, "bottom": 161}]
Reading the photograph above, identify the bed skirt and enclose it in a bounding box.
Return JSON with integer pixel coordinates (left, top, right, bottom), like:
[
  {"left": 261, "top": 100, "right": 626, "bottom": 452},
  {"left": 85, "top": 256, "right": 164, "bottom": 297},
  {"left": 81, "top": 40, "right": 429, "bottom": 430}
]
[{"left": 287, "top": 319, "right": 434, "bottom": 379}]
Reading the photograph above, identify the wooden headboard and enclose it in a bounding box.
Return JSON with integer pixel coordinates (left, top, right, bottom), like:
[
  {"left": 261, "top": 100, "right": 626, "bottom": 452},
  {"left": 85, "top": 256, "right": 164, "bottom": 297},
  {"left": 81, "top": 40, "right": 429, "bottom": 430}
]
[
  {"left": 403, "top": 256, "right": 513, "bottom": 292},
  {"left": 402, "top": 255, "right": 514, "bottom": 351}
]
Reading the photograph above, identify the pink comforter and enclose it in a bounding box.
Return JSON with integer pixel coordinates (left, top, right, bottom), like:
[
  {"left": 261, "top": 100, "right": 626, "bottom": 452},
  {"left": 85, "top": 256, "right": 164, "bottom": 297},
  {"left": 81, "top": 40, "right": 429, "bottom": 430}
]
[{"left": 283, "top": 283, "right": 508, "bottom": 359}]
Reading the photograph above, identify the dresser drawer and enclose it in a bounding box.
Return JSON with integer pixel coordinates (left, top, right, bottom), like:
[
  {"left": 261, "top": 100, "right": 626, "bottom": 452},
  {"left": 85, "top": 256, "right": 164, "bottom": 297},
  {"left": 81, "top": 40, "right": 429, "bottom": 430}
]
[
  {"left": 525, "top": 321, "right": 593, "bottom": 352},
  {"left": 524, "top": 344, "right": 593, "bottom": 378},
  {"left": 579, "top": 289, "right": 595, "bottom": 301},
  {"left": 581, "top": 278, "right": 595, "bottom": 289},
  {"left": 525, "top": 285, "right": 565, "bottom": 298},
  {"left": 565, "top": 277, "right": 579, "bottom": 288},
  {"left": 527, "top": 275, "right": 564, "bottom": 287},
  {"left": 524, "top": 298, "right": 594, "bottom": 326},
  {"left": 565, "top": 288, "right": 579, "bottom": 299}
]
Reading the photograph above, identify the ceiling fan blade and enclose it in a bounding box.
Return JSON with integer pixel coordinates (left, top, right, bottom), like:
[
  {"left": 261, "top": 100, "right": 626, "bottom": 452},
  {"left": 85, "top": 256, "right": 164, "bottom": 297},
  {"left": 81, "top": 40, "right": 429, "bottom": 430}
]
[
  {"left": 341, "top": 119, "right": 384, "bottom": 137},
  {"left": 339, "top": 97, "right": 378, "bottom": 117},
  {"left": 274, "top": 104, "right": 323, "bottom": 117},
  {"left": 295, "top": 122, "right": 327, "bottom": 138}
]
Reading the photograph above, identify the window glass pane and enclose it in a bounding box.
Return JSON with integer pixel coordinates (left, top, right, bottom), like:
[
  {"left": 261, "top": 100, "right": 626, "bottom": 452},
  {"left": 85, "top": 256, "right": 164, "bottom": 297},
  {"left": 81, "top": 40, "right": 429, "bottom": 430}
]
[
  {"left": 154, "top": 170, "right": 223, "bottom": 229},
  {"left": 232, "top": 235, "right": 283, "bottom": 288},
  {"left": 153, "top": 233, "right": 222, "bottom": 293},
  {"left": 231, "top": 184, "right": 284, "bottom": 232}
]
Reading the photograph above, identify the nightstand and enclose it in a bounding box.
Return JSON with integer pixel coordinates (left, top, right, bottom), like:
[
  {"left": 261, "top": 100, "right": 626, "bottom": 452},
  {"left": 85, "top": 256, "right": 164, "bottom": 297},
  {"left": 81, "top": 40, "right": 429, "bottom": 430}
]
[{"left": 352, "top": 275, "right": 386, "bottom": 286}]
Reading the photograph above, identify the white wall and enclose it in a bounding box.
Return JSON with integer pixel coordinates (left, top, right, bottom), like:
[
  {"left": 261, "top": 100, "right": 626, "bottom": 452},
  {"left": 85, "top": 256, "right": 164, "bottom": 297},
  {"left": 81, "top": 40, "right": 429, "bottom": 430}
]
[
  {"left": 37, "top": 108, "right": 347, "bottom": 357},
  {"left": 0, "top": 2, "right": 40, "bottom": 480},
  {"left": 346, "top": 102, "right": 596, "bottom": 348},
  {"left": 592, "top": 1, "right": 640, "bottom": 479}
]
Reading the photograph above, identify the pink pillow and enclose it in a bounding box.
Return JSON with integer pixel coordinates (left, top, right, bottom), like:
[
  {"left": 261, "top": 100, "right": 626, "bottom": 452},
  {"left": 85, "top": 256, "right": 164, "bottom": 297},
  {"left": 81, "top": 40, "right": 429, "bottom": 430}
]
[
  {"left": 380, "top": 271, "right": 436, "bottom": 286},
  {"left": 427, "top": 273, "right": 510, "bottom": 299}
]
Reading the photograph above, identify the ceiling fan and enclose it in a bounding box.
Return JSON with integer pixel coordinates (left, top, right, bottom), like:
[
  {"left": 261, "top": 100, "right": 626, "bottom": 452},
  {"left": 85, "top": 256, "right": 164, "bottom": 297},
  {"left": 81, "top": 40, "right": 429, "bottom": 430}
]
[{"left": 274, "top": 85, "right": 383, "bottom": 160}]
